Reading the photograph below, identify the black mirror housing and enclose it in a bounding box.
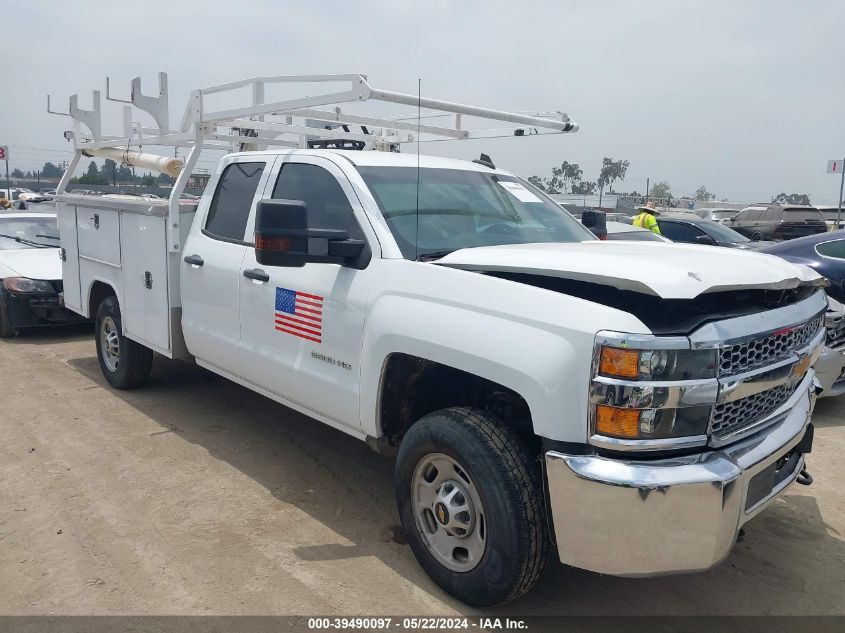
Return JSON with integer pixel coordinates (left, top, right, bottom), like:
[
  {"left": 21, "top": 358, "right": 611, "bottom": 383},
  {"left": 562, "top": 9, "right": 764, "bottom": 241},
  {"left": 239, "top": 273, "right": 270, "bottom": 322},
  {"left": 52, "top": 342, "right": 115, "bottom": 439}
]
[{"left": 254, "top": 199, "right": 370, "bottom": 269}]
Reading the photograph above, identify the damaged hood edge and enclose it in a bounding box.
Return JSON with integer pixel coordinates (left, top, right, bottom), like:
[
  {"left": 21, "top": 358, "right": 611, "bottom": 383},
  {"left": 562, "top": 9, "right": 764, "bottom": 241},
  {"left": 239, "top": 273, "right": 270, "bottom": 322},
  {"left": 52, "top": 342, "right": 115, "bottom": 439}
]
[{"left": 434, "top": 242, "right": 826, "bottom": 300}]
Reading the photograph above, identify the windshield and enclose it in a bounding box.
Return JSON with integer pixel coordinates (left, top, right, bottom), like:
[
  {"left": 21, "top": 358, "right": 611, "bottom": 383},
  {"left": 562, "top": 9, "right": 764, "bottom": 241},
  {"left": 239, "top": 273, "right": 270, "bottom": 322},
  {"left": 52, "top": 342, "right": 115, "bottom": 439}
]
[
  {"left": 357, "top": 167, "right": 594, "bottom": 259},
  {"left": 699, "top": 221, "right": 749, "bottom": 243},
  {"left": 0, "top": 216, "right": 60, "bottom": 250}
]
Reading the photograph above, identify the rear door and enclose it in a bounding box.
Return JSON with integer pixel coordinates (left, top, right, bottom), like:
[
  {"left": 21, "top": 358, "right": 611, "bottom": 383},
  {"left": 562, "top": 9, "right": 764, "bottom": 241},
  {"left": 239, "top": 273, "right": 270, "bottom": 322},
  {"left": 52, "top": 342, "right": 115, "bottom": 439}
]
[
  {"left": 181, "top": 156, "right": 275, "bottom": 375},
  {"left": 238, "top": 155, "right": 374, "bottom": 430}
]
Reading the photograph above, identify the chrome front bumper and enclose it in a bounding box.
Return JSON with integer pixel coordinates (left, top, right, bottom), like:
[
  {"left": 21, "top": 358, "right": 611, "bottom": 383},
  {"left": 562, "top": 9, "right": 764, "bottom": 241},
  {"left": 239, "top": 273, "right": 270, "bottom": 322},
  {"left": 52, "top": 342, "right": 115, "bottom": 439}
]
[{"left": 545, "top": 370, "right": 816, "bottom": 576}]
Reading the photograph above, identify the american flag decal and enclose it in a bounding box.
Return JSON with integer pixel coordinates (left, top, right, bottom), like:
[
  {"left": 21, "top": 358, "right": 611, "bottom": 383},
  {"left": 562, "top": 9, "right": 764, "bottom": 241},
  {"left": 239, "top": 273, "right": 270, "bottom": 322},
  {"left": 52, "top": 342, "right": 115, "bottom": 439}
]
[{"left": 275, "top": 287, "right": 323, "bottom": 343}]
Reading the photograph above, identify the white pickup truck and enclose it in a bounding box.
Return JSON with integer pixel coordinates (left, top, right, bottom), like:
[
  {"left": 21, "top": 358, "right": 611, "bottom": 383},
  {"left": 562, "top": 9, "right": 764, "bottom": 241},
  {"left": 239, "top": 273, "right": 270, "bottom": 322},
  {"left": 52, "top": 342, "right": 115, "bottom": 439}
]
[{"left": 54, "top": 74, "right": 825, "bottom": 606}]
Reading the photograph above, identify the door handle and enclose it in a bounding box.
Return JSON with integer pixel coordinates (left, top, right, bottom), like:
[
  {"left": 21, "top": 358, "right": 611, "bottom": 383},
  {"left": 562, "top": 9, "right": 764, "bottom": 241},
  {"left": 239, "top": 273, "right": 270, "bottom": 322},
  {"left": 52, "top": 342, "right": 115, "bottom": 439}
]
[
  {"left": 184, "top": 254, "right": 204, "bottom": 266},
  {"left": 243, "top": 268, "right": 270, "bottom": 283}
]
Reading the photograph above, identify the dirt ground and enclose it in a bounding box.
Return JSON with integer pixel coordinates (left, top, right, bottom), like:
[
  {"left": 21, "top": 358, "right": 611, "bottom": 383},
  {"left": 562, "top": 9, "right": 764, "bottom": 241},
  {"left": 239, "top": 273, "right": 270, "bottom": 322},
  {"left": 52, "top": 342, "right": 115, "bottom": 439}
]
[{"left": 1, "top": 325, "right": 844, "bottom": 617}]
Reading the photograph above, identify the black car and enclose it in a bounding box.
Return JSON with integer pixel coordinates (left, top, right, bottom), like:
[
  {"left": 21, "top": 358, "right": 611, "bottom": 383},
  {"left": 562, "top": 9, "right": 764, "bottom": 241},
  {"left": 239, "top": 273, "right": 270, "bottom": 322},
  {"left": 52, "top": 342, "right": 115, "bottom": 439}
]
[
  {"left": 728, "top": 204, "right": 827, "bottom": 241},
  {"left": 756, "top": 231, "right": 845, "bottom": 303},
  {"left": 655, "top": 214, "right": 768, "bottom": 249}
]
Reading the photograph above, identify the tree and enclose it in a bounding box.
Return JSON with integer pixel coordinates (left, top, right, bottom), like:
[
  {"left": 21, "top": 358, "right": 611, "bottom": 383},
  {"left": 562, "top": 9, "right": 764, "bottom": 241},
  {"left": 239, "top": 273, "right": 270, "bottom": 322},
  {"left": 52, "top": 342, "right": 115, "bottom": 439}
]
[
  {"left": 157, "top": 172, "right": 173, "bottom": 185},
  {"left": 527, "top": 175, "right": 546, "bottom": 191},
  {"left": 86, "top": 160, "right": 99, "bottom": 177},
  {"left": 772, "top": 192, "right": 811, "bottom": 205},
  {"left": 650, "top": 181, "right": 672, "bottom": 198},
  {"left": 598, "top": 157, "right": 630, "bottom": 194},
  {"left": 571, "top": 180, "right": 597, "bottom": 195},
  {"left": 100, "top": 159, "right": 117, "bottom": 185},
  {"left": 141, "top": 173, "right": 156, "bottom": 187},
  {"left": 694, "top": 186, "right": 715, "bottom": 201},
  {"left": 42, "top": 162, "right": 63, "bottom": 179},
  {"left": 11, "top": 168, "right": 24, "bottom": 178}
]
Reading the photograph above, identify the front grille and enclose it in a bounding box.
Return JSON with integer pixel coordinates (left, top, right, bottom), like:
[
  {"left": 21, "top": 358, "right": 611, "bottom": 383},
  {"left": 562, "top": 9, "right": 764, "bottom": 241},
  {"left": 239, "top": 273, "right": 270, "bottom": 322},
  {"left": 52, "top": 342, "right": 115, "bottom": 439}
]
[
  {"left": 711, "top": 382, "right": 796, "bottom": 438},
  {"left": 718, "top": 315, "right": 823, "bottom": 376}
]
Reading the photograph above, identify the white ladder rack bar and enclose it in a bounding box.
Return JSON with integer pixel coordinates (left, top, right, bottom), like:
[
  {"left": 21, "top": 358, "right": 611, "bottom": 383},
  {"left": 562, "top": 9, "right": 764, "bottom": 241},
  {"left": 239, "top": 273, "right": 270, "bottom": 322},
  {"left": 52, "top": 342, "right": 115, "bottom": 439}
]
[{"left": 49, "top": 71, "right": 579, "bottom": 253}]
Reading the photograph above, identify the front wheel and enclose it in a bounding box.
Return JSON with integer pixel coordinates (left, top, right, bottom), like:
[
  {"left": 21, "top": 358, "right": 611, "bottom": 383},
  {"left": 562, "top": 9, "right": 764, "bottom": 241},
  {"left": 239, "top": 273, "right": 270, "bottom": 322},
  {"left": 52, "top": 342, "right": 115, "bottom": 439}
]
[
  {"left": 95, "top": 296, "right": 153, "bottom": 389},
  {"left": 395, "top": 407, "right": 548, "bottom": 607},
  {"left": 750, "top": 231, "right": 764, "bottom": 241}
]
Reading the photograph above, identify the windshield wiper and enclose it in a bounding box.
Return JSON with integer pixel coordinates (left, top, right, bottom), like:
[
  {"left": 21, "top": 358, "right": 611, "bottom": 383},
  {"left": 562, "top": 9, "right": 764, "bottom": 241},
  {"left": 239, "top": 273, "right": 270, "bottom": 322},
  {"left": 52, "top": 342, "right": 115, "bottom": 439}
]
[
  {"left": 416, "top": 250, "right": 455, "bottom": 262},
  {"left": 36, "top": 234, "right": 60, "bottom": 240},
  {"left": 0, "top": 233, "right": 54, "bottom": 248}
]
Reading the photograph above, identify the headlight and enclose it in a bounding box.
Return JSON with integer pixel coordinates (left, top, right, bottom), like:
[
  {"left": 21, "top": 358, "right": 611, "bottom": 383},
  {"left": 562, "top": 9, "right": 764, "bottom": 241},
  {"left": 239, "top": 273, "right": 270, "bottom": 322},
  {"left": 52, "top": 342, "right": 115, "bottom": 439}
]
[
  {"left": 591, "top": 336, "right": 719, "bottom": 449},
  {"left": 597, "top": 344, "right": 716, "bottom": 380},
  {"left": 3, "top": 277, "right": 55, "bottom": 294}
]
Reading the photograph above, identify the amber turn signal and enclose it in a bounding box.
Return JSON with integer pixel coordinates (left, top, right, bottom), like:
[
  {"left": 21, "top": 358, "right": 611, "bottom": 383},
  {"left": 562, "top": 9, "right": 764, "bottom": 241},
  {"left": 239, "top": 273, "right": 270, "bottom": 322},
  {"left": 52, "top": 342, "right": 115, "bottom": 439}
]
[
  {"left": 595, "top": 405, "right": 641, "bottom": 438},
  {"left": 599, "top": 346, "right": 640, "bottom": 379}
]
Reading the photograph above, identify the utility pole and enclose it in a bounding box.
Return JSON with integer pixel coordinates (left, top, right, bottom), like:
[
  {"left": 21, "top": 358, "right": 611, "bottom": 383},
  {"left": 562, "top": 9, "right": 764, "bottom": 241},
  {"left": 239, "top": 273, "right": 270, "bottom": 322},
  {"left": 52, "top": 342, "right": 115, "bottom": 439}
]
[
  {"left": 838, "top": 156, "right": 845, "bottom": 229},
  {"left": 645, "top": 177, "right": 649, "bottom": 202}
]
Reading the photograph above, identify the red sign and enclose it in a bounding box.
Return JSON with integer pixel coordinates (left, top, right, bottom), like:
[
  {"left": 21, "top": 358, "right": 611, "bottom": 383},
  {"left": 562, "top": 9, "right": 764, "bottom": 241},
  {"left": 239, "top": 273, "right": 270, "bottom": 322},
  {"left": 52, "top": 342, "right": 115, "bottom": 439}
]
[{"left": 0, "top": 146, "right": 7, "bottom": 161}]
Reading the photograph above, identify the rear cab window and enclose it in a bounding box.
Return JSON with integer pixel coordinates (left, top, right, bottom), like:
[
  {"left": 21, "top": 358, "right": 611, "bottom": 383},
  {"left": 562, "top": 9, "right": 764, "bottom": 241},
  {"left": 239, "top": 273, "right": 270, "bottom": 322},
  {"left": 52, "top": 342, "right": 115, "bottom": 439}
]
[{"left": 204, "top": 162, "right": 266, "bottom": 242}]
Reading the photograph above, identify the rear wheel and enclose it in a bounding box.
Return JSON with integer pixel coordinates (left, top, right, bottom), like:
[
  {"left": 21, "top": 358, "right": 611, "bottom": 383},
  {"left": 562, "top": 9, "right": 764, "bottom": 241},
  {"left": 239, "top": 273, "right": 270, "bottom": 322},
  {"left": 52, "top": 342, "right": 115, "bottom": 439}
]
[
  {"left": 95, "top": 296, "right": 153, "bottom": 389},
  {"left": 395, "top": 407, "right": 548, "bottom": 607},
  {"left": 750, "top": 231, "right": 764, "bottom": 241}
]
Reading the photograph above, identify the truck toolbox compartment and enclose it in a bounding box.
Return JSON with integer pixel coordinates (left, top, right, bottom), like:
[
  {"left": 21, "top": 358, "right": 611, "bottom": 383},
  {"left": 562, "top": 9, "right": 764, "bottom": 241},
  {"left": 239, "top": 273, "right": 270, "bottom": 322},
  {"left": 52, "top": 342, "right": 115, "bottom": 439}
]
[{"left": 77, "top": 207, "right": 121, "bottom": 266}]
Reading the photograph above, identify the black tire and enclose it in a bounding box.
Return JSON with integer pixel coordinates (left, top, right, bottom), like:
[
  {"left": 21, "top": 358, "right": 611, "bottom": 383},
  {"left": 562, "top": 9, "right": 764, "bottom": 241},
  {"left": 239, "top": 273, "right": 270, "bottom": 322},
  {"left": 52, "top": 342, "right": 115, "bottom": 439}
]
[
  {"left": 750, "top": 231, "right": 764, "bottom": 241},
  {"left": 395, "top": 407, "right": 548, "bottom": 607},
  {"left": 94, "top": 295, "right": 153, "bottom": 389},
  {"left": 0, "top": 294, "right": 17, "bottom": 338}
]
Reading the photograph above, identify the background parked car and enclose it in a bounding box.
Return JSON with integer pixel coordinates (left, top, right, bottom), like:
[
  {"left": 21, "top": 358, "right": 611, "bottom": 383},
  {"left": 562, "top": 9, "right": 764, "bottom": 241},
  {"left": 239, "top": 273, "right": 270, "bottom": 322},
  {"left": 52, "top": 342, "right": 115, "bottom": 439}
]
[
  {"left": 756, "top": 231, "right": 845, "bottom": 302},
  {"left": 728, "top": 204, "right": 827, "bottom": 241},
  {"left": 757, "top": 231, "right": 845, "bottom": 397},
  {"left": 692, "top": 207, "right": 738, "bottom": 225},
  {"left": 656, "top": 214, "right": 770, "bottom": 249},
  {"left": 0, "top": 213, "right": 90, "bottom": 337}
]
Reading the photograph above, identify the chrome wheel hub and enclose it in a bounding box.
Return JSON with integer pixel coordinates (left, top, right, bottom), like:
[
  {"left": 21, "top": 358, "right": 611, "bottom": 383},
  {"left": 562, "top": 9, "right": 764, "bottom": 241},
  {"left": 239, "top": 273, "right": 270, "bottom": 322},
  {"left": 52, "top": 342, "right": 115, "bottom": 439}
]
[
  {"left": 411, "top": 453, "right": 486, "bottom": 572},
  {"left": 100, "top": 316, "right": 120, "bottom": 373}
]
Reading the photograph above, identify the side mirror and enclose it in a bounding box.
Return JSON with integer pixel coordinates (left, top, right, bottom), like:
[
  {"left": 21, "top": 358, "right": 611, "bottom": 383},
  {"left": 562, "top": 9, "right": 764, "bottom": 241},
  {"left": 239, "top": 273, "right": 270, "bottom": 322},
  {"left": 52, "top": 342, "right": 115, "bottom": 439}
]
[
  {"left": 694, "top": 234, "right": 717, "bottom": 245},
  {"left": 254, "top": 199, "right": 368, "bottom": 268}
]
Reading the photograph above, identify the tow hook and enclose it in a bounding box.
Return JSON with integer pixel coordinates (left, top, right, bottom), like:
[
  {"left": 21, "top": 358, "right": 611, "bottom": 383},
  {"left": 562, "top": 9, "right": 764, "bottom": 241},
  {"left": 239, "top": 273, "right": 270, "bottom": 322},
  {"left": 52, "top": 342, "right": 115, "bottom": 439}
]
[{"left": 796, "top": 468, "right": 813, "bottom": 486}]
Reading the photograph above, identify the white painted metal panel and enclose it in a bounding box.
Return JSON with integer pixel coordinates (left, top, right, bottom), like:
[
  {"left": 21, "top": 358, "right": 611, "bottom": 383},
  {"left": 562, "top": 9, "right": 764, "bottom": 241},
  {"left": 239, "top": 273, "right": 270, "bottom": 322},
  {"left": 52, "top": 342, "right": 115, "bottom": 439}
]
[
  {"left": 57, "top": 203, "right": 82, "bottom": 312},
  {"left": 120, "top": 213, "right": 170, "bottom": 351},
  {"left": 77, "top": 207, "right": 121, "bottom": 266}
]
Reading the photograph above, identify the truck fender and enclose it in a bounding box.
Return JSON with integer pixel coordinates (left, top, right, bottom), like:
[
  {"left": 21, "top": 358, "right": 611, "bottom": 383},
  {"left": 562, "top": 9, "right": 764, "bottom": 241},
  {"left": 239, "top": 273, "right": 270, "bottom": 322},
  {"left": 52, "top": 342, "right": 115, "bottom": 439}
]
[{"left": 359, "top": 294, "right": 582, "bottom": 442}]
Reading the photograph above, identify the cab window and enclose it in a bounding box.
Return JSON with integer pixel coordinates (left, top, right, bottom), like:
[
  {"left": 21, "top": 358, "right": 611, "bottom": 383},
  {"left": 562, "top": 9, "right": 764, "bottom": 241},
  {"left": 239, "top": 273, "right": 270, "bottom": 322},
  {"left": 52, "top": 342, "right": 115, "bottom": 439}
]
[
  {"left": 204, "top": 162, "right": 265, "bottom": 241},
  {"left": 272, "top": 163, "right": 364, "bottom": 240}
]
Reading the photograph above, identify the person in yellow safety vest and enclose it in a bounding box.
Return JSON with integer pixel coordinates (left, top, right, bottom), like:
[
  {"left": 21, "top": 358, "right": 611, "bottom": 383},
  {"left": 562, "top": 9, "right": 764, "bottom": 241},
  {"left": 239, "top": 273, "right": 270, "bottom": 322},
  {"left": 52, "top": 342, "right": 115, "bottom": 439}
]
[{"left": 632, "top": 201, "right": 661, "bottom": 234}]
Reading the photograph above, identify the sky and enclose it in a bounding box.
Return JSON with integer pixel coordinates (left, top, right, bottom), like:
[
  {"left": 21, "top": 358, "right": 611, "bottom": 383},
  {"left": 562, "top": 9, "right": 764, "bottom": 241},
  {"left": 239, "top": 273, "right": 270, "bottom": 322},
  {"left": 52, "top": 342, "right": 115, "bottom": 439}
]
[{"left": 1, "top": 0, "right": 843, "bottom": 203}]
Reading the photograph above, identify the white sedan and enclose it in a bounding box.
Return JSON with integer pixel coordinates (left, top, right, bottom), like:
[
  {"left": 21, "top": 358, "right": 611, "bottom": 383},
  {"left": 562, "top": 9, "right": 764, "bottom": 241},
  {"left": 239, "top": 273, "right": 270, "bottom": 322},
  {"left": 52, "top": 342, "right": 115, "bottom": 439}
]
[{"left": 0, "top": 213, "right": 89, "bottom": 337}]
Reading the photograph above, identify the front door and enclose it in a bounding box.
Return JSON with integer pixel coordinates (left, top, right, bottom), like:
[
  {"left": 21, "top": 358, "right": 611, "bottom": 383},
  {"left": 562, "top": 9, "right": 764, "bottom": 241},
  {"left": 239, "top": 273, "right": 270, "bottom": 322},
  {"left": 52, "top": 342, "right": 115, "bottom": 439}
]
[
  {"left": 238, "top": 156, "right": 373, "bottom": 430},
  {"left": 181, "top": 157, "right": 274, "bottom": 375}
]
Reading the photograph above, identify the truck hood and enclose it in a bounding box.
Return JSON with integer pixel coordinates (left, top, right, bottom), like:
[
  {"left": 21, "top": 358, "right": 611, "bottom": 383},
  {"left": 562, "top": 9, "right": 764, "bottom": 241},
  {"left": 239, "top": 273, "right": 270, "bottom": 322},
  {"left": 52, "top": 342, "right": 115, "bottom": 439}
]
[
  {"left": 0, "top": 248, "right": 62, "bottom": 280},
  {"left": 435, "top": 242, "right": 825, "bottom": 300}
]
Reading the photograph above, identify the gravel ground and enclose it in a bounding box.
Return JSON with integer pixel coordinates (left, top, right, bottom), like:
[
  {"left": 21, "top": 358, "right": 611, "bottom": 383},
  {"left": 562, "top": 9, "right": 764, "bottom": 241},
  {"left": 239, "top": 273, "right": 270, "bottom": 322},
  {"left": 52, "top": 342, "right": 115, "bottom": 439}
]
[{"left": 1, "top": 325, "right": 843, "bottom": 616}]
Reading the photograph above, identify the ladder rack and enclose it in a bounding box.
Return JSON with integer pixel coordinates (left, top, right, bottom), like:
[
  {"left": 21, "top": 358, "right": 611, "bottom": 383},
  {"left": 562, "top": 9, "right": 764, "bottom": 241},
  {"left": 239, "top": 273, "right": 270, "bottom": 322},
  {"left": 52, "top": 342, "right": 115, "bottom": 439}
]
[{"left": 48, "top": 72, "right": 579, "bottom": 252}]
